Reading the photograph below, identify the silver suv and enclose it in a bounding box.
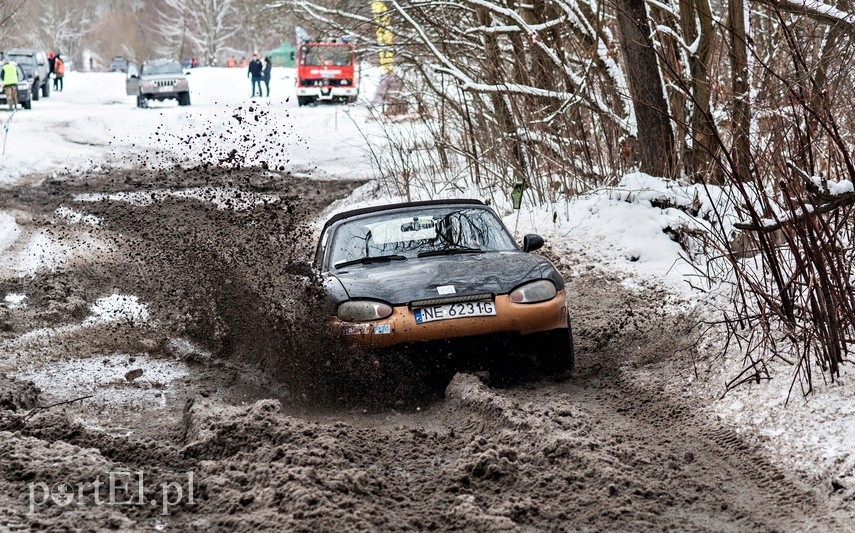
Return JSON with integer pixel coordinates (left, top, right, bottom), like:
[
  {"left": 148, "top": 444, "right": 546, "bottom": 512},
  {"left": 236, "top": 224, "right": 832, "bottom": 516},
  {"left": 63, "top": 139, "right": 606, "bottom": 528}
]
[
  {"left": 125, "top": 59, "right": 190, "bottom": 108},
  {"left": 0, "top": 48, "right": 50, "bottom": 100}
]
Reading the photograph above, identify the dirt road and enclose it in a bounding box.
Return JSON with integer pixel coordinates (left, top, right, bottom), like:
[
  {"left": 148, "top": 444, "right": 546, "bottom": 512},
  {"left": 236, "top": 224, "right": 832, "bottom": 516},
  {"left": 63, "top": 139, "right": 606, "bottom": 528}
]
[{"left": 0, "top": 168, "right": 850, "bottom": 531}]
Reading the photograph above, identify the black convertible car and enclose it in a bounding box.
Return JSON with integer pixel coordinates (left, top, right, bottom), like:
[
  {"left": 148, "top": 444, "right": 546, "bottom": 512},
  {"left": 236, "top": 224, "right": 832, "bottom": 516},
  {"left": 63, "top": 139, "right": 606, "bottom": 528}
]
[{"left": 314, "top": 199, "right": 573, "bottom": 373}]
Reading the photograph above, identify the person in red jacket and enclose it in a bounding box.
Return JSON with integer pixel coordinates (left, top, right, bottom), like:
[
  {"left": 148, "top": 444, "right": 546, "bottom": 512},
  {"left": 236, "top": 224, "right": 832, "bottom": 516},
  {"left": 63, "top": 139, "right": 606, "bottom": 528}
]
[{"left": 54, "top": 54, "right": 65, "bottom": 91}]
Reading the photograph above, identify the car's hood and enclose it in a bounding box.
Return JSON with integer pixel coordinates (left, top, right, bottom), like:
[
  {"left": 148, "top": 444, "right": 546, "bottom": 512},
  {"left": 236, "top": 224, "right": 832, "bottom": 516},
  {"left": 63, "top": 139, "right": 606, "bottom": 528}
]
[{"left": 327, "top": 252, "right": 563, "bottom": 305}]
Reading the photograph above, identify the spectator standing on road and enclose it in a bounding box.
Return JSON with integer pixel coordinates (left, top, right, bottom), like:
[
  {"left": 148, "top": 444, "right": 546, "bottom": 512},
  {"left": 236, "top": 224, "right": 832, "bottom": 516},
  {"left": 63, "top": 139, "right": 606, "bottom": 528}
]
[
  {"left": 1, "top": 61, "right": 18, "bottom": 110},
  {"left": 247, "top": 54, "right": 263, "bottom": 97},
  {"left": 48, "top": 52, "right": 56, "bottom": 79},
  {"left": 54, "top": 54, "right": 65, "bottom": 91},
  {"left": 262, "top": 56, "right": 272, "bottom": 97}
]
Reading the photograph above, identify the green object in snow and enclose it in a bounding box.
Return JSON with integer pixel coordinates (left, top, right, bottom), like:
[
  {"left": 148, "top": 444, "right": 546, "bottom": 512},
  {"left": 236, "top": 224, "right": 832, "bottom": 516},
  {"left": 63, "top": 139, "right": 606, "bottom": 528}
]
[
  {"left": 266, "top": 42, "right": 298, "bottom": 68},
  {"left": 511, "top": 181, "right": 526, "bottom": 210}
]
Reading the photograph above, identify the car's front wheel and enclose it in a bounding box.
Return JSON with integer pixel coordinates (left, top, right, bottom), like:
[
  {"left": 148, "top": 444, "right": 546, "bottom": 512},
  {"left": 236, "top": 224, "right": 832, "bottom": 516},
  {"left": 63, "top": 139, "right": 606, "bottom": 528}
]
[
  {"left": 297, "top": 96, "right": 311, "bottom": 107},
  {"left": 32, "top": 79, "right": 40, "bottom": 101},
  {"left": 22, "top": 93, "right": 32, "bottom": 110},
  {"left": 177, "top": 91, "right": 191, "bottom": 106},
  {"left": 42, "top": 80, "right": 50, "bottom": 97},
  {"left": 136, "top": 95, "right": 147, "bottom": 108},
  {"left": 536, "top": 321, "right": 574, "bottom": 375}
]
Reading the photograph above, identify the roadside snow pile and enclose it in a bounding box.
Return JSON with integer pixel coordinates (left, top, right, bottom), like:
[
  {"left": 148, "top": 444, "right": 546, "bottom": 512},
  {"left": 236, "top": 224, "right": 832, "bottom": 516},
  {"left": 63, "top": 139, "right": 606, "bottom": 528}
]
[{"left": 87, "top": 294, "right": 150, "bottom": 325}]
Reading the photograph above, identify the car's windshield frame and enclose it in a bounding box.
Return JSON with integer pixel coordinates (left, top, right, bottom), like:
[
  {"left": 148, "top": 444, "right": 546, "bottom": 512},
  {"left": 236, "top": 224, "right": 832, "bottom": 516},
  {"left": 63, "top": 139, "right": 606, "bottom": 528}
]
[{"left": 323, "top": 205, "right": 518, "bottom": 270}]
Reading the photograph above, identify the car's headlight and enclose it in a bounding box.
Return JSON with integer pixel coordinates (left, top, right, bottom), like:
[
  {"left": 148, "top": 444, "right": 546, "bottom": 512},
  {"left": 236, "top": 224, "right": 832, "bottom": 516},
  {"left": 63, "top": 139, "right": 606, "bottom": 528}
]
[
  {"left": 337, "top": 300, "right": 393, "bottom": 322},
  {"left": 509, "top": 280, "right": 557, "bottom": 304}
]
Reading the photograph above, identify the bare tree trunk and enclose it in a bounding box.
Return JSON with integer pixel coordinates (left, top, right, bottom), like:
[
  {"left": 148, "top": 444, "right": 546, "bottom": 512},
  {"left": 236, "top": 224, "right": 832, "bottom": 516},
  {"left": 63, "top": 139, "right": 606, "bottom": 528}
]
[
  {"left": 680, "top": 0, "right": 720, "bottom": 183},
  {"left": 616, "top": 0, "right": 676, "bottom": 177},
  {"left": 728, "top": 0, "right": 751, "bottom": 182}
]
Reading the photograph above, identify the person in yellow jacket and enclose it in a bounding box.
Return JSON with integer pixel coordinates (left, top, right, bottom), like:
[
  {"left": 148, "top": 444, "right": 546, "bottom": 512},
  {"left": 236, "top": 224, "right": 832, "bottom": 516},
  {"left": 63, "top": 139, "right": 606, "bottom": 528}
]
[{"left": 1, "top": 61, "right": 18, "bottom": 110}]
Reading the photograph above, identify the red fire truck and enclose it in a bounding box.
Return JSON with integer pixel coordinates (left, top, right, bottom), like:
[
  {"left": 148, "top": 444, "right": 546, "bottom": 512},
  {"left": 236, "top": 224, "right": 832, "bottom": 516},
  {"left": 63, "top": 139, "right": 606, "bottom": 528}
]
[{"left": 296, "top": 41, "right": 358, "bottom": 106}]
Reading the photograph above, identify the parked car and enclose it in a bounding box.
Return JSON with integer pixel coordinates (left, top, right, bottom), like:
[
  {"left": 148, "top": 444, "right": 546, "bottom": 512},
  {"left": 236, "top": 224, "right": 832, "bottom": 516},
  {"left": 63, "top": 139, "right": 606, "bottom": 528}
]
[
  {"left": 0, "top": 63, "right": 33, "bottom": 110},
  {"left": 125, "top": 59, "right": 190, "bottom": 108},
  {"left": 0, "top": 48, "right": 49, "bottom": 100},
  {"left": 109, "top": 56, "right": 129, "bottom": 72},
  {"left": 313, "top": 199, "right": 573, "bottom": 373}
]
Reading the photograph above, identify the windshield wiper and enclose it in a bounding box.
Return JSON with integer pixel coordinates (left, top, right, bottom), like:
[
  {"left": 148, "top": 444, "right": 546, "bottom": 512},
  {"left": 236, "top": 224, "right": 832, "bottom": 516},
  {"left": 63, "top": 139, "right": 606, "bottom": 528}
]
[
  {"left": 418, "top": 247, "right": 485, "bottom": 258},
  {"left": 334, "top": 255, "right": 407, "bottom": 268}
]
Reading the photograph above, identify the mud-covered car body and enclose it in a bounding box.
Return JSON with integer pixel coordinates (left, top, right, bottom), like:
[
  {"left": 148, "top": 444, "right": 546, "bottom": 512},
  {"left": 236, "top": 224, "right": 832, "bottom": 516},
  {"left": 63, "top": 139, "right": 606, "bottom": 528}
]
[
  {"left": 126, "top": 59, "right": 190, "bottom": 107},
  {"left": 0, "top": 63, "right": 33, "bottom": 109},
  {"left": 315, "top": 200, "right": 573, "bottom": 371}
]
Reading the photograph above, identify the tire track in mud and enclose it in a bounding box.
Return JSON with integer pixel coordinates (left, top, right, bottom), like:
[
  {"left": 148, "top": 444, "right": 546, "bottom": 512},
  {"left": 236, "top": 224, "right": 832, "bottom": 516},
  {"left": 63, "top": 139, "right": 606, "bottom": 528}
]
[{"left": 556, "top": 269, "right": 848, "bottom": 531}]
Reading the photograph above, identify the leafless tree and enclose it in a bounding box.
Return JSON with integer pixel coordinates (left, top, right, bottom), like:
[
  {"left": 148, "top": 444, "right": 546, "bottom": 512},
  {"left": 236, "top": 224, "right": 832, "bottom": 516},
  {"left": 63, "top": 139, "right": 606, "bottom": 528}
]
[{"left": 160, "top": 0, "right": 237, "bottom": 65}]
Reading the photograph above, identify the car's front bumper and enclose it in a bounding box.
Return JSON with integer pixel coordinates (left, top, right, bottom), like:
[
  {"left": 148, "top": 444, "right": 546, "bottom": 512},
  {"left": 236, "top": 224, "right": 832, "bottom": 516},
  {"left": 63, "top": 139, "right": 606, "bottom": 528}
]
[
  {"left": 141, "top": 91, "right": 180, "bottom": 100},
  {"left": 332, "top": 290, "right": 568, "bottom": 350},
  {"left": 297, "top": 86, "right": 357, "bottom": 100}
]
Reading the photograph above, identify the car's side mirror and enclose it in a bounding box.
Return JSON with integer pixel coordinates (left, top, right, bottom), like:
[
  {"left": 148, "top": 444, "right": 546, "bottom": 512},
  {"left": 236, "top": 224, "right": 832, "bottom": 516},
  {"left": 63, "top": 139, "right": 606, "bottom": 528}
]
[{"left": 522, "top": 234, "right": 544, "bottom": 252}]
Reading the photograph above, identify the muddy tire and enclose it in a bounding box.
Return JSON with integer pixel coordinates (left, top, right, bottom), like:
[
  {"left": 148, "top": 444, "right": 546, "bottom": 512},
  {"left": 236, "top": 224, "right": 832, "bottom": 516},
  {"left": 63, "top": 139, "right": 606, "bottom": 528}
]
[
  {"left": 178, "top": 91, "right": 191, "bottom": 106},
  {"left": 136, "top": 95, "right": 146, "bottom": 108},
  {"left": 42, "top": 80, "right": 50, "bottom": 98},
  {"left": 22, "top": 94, "right": 32, "bottom": 110},
  {"left": 32, "top": 79, "right": 40, "bottom": 101},
  {"left": 297, "top": 96, "right": 311, "bottom": 107},
  {"left": 538, "top": 322, "right": 574, "bottom": 375}
]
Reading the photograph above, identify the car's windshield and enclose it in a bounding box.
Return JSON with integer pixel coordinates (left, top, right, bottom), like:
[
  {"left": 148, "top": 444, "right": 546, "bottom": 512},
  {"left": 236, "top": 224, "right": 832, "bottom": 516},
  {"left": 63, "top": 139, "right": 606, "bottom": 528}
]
[
  {"left": 301, "top": 45, "right": 352, "bottom": 67},
  {"left": 327, "top": 206, "right": 517, "bottom": 268},
  {"left": 6, "top": 54, "right": 34, "bottom": 65},
  {"left": 142, "top": 63, "right": 182, "bottom": 75}
]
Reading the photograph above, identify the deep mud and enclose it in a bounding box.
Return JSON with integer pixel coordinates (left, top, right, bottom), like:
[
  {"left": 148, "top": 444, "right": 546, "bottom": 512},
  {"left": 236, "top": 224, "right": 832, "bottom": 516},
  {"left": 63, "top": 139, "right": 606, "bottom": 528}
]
[{"left": 1, "top": 168, "right": 852, "bottom": 531}]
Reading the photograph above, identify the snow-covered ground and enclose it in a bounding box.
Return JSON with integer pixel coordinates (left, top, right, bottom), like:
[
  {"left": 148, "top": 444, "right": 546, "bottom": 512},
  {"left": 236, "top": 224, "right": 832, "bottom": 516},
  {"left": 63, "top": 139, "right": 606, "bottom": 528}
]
[
  {"left": 0, "top": 67, "right": 376, "bottom": 184},
  {"left": 1, "top": 68, "right": 853, "bottom": 490}
]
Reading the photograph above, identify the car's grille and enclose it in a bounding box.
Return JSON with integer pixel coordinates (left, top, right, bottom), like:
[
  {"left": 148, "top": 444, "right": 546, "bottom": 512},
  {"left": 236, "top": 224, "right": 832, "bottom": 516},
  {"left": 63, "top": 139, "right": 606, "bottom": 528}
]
[
  {"left": 409, "top": 293, "right": 494, "bottom": 308},
  {"left": 300, "top": 78, "right": 351, "bottom": 87},
  {"left": 153, "top": 79, "right": 177, "bottom": 87}
]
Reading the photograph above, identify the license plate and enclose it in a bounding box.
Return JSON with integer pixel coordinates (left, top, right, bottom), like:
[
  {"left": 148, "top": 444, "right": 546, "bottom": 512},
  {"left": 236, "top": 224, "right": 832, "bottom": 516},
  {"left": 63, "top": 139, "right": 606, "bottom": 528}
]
[
  {"left": 158, "top": 86, "right": 173, "bottom": 92},
  {"left": 414, "top": 301, "right": 495, "bottom": 324}
]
